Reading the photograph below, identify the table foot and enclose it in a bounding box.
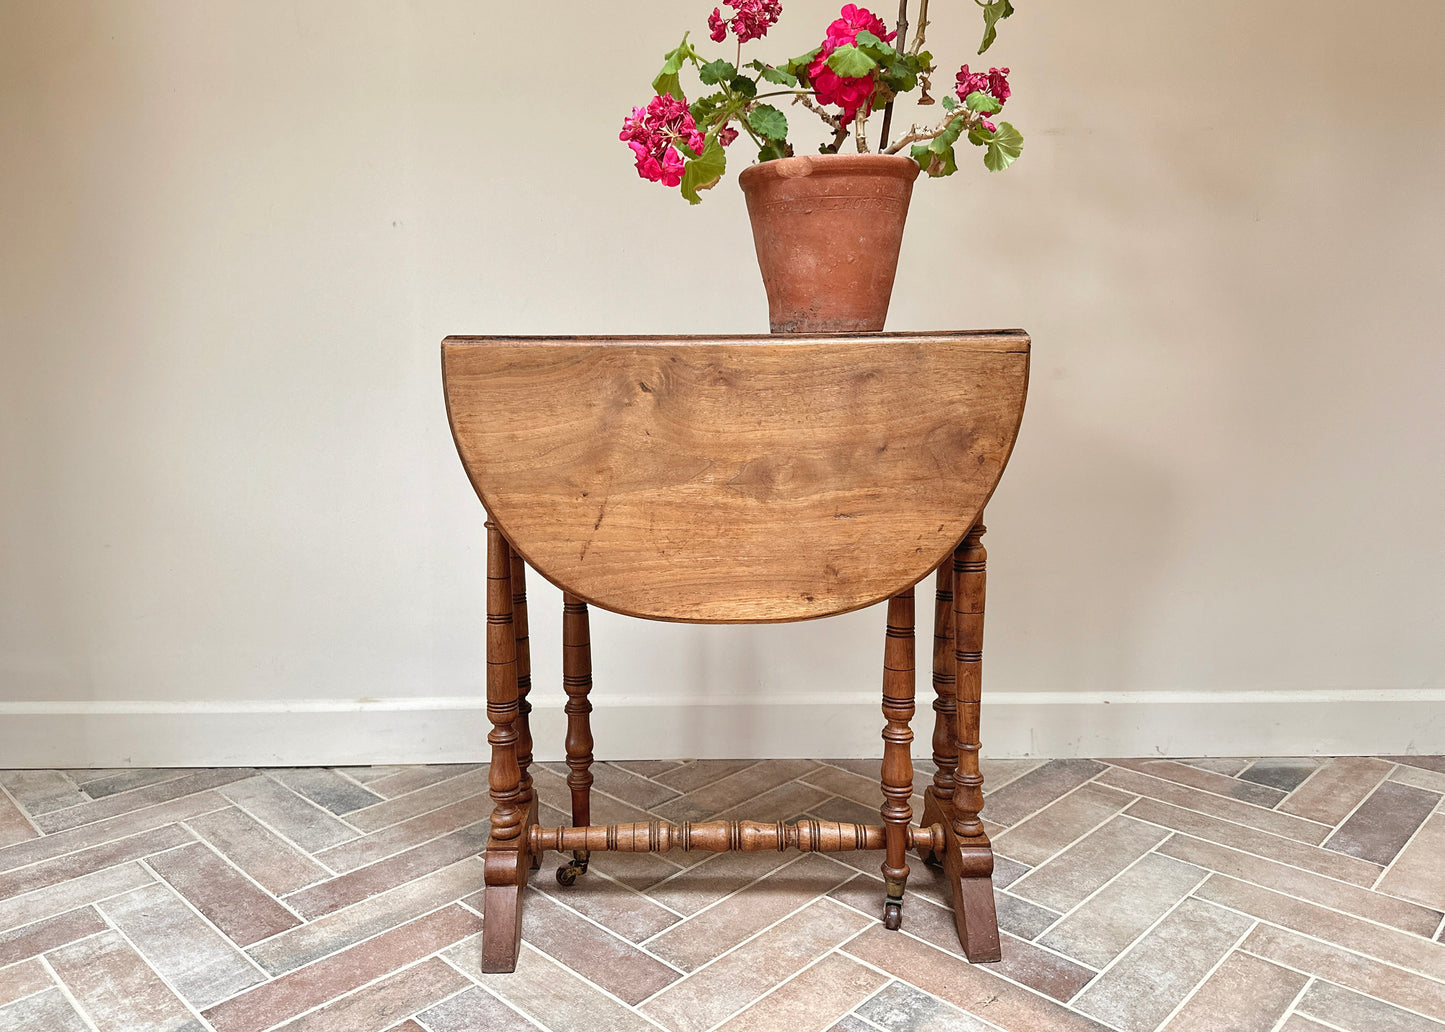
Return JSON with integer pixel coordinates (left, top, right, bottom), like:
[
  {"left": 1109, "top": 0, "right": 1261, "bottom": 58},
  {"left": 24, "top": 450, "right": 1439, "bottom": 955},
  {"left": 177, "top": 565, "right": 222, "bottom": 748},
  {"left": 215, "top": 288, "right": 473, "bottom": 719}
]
[
  {"left": 555, "top": 849, "right": 590, "bottom": 887},
  {"left": 883, "top": 898, "right": 903, "bottom": 930}
]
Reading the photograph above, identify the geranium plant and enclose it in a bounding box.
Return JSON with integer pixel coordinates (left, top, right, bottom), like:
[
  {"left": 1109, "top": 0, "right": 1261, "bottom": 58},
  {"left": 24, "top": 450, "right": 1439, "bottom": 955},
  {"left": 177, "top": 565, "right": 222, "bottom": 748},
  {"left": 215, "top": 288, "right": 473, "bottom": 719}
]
[{"left": 621, "top": 0, "right": 1023, "bottom": 203}]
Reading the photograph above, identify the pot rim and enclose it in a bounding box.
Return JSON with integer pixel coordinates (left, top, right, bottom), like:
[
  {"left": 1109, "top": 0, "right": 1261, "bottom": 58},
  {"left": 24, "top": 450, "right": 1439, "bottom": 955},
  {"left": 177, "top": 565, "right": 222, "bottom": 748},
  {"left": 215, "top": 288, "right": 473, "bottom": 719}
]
[{"left": 737, "top": 152, "right": 921, "bottom": 190}]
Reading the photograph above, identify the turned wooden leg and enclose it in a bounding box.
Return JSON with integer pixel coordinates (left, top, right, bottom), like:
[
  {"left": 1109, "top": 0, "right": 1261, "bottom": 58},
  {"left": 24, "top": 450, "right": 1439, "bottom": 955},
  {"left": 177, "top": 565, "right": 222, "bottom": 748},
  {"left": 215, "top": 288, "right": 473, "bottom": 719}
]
[
  {"left": 510, "top": 553, "right": 540, "bottom": 872},
  {"left": 556, "top": 591, "right": 595, "bottom": 887},
  {"left": 481, "top": 522, "right": 533, "bottom": 973},
  {"left": 880, "top": 586, "right": 915, "bottom": 930},
  {"left": 919, "top": 559, "right": 958, "bottom": 868},
  {"left": 944, "top": 517, "right": 1002, "bottom": 963}
]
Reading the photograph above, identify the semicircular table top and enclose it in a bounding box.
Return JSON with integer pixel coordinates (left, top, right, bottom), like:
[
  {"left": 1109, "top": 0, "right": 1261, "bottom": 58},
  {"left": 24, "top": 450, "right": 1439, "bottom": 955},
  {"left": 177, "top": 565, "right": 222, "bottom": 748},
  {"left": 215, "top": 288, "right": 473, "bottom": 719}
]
[{"left": 443, "top": 331, "right": 1029, "bottom": 623}]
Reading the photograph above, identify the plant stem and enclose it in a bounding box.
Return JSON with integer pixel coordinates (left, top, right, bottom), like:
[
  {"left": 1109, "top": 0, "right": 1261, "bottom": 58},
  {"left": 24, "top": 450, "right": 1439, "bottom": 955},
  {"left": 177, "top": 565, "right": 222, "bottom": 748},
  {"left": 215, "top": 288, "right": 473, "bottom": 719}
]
[
  {"left": 877, "top": 0, "right": 909, "bottom": 151},
  {"left": 911, "top": 0, "right": 931, "bottom": 54}
]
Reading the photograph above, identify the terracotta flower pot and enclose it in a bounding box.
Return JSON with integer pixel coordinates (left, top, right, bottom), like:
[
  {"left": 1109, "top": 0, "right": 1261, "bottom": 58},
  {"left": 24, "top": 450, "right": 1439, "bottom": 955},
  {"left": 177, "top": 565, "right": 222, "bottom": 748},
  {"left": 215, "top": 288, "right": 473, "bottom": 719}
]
[{"left": 738, "top": 153, "right": 921, "bottom": 334}]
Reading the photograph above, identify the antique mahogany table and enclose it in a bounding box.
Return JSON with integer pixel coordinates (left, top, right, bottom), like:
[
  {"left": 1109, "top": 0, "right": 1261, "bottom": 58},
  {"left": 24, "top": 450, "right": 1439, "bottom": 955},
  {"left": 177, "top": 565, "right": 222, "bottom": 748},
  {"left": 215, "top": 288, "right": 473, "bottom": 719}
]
[{"left": 442, "top": 330, "right": 1030, "bottom": 972}]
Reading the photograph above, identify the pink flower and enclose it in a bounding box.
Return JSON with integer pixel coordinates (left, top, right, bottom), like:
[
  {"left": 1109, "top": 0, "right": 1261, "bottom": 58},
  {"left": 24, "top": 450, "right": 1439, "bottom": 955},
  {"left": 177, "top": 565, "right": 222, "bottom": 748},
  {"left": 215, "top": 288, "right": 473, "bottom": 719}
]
[
  {"left": 954, "top": 64, "right": 1011, "bottom": 109},
  {"left": 980, "top": 119, "right": 997, "bottom": 133},
  {"left": 987, "top": 67, "right": 1011, "bottom": 104},
  {"left": 807, "top": 4, "right": 895, "bottom": 124},
  {"left": 719, "top": 124, "right": 740, "bottom": 146},
  {"left": 620, "top": 94, "right": 705, "bottom": 188},
  {"left": 709, "top": 0, "right": 783, "bottom": 44}
]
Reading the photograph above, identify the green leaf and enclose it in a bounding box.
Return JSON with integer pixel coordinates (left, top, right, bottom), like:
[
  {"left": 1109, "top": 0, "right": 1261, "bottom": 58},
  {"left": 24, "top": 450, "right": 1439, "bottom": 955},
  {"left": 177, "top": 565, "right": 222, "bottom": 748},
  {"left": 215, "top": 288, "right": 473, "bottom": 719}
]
[
  {"left": 680, "top": 134, "right": 727, "bottom": 204},
  {"left": 910, "top": 141, "right": 958, "bottom": 178},
  {"left": 964, "top": 90, "right": 1001, "bottom": 114},
  {"left": 853, "top": 29, "right": 896, "bottom": 59},
  {"left": 747, "top": 60, "right": 799, "bottom": 86},
  {"left": 729, "top": 75, "right": 758, "bottom": 98},
  {"left": 983, "top": 120, "right": 1023, "bottom": 171},
  {"left": 826, "top": 45, "right": 877, "bottom": 78},
  {"left": 979, "top": 0, "right": 1014, "bottom": 55},
  {"left": 967, "top": 124, "right": 993, "bottom": 147},
  {"left": 689, "top": 91, "right": 729, "bottom": 128},
  {"left": 653, "top": 32, "right": 697, "bottom": 99},
  {"left": 941, "top": 95, "right": 959, "bottom": 111},
  {"left": 786, "top": 45, "right": 823, "bottom": 83},
  {"left": 747, "top": 103, "right": 788, "bottom": 141},
  {"left": 757, "top": 138, "right": 791, "bottom": 162},
  {"left": 698, "top": 59, "right": 737, "bottom": 86}
]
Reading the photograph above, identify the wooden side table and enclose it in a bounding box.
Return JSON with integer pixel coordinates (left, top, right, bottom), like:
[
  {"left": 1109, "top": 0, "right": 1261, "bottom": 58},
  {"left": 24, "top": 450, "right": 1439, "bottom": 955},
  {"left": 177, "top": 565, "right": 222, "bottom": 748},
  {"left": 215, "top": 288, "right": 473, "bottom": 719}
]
[{"left": 442, "top": 331, "right": 1030, "bottom": 972}]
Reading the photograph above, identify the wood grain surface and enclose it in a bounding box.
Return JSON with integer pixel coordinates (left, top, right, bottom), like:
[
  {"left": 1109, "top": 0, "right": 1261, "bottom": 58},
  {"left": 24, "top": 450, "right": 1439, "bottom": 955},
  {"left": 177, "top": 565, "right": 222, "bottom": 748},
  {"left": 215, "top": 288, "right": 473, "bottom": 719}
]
[{"left": 442, "top": 332, "right": 1029, "bottom": 622}]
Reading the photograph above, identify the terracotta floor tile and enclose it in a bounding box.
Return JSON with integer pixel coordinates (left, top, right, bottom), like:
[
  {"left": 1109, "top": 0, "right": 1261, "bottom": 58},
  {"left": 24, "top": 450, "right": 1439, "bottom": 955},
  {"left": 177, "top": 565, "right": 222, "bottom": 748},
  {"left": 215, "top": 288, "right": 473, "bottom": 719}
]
[
  {"left": 361, "top": 764, "right": 482, "bottom": 800},
  {"left": 219, "top": 776, "right": 360, "bottom": 854},
  {"left": 1072, "top": 897, "right": 1254, "bottom": 1032},
  {"left": 1196, "top": 874, "right": 1445, "bottom": 982},
  {"left": 1008, "top": 814, "right": 1167, "bottom": 912},
  {"left": 1159, "top": 833, "right": 1442, "bottom": 935},
  {"left": 417, "top": 986, "right": 539, "bottom": 1032},
  {"left": 641, "top": 897, "right": 868, "bottom": 1032},
  {"left": 653, "top": 760, "right": 759, "bottom": 794},
  {"left": 993, "top": 783, "right": 1136, "bottom": 867},
  {"left": 1099, "top": 767, "right": 1332, "bottom": 844},
  {"left": 535, "top": 865, "right": 680, "bottom": 943},
  {"left": 458, "top": 941, "right": 658, "bottom": 1032},
  {"left": 269, "top": 770, "right": 384, "bottom": 817},
  {"left": 652, "top": 761, "right": 823, "bottom": 823},
  {"left": 853, "top": 979, "right": 999, "bottom": 1032},
  {"left": 186, "top": 806, "right": 332, "bottom": 895},
  {"left": 520, "top": 891, "right": 678, "bottom": 1006},
  {"left": 46, "top": 928, "right": 205, "bottom": 1032},
  {"left": 1278, "top": 1017, "right": 1336, "bottom": 1032},
  {"left": 1378, "top": 814, "right": 1445, "bottom": 912},
  {"left": 204, "top": 904, "right": 480, "bottom": 1032},
  {"left": 77, "top": 769, "right": 192, "bottom": 800},
  {"left": 1160, "top": 950, "right": 1307, "bottom": 1031},
  {"left": 99, "top": 883, "right": 263, "bottom": 1009},
  {"left": 0, "top": 987, "right": 92, "bottom": 1032},
  {"left": 1295, "top": 978, "right": 1445, "bottom": 1032},
  {"left": 1382, "top": 756, "right": 1445, "bottom": 775},
  {"left": 0, "top": 907, "right": 106, "bottom": 967},
  {"left": 1325, "top": 780, "right": 1440, "bottom": 866},
  {"left": 0, "top": 862, "right": 152, "bottom": 933},
  {"left": 828, "top": 1015, "right": 878, "bottom": 1032},
  {"left": 1236, "top": 757, "right": 1322, "bottom": 793},
  {"left": 246, "top": 859, "right": 484, "bottom": 976},
  {"left": 800, "top": 765, "right": 886, "bottom": 808},
  {"left": 1389, "top": 764, "right": 1445, "bottom": 797},
  {"left": 713, "top": 952, "right": 888, "bottom": 1032},
  {"left": 1178, "top": 758, "right": 1256, "bottom": 777},
  {"left": 710, "top": 779, "right": 834, "bottom": 824},
  {"left": 0, "top": 824, "right": 192, "bottom": 903},
  {"left": 982, "top": 760, "right": 1108, "bottom": 827},
  {"left": 1278, "top": 757, "right": 1393, "bottom": 825},
  {"left": 33, "top": 769, "right": 254, "bottom": 834},
  {"left": 0, "top": 957, "right": 51, "bottom": 1008},
  {"left": 284, "top": 824, "right": 488, "bottom": 919},
  {"left": 0, "top": 792, "right": 227, "bottom": 877},
  {"left": 1243, "top": 923, "right": 1445, "bottom": 1022},
  {"left": 1038, "top": 853, "right": 1208, "bottom": 970},
  {"left": 0, "top": 772, "right": 87, "bottom": 816},
  {"left": 270, "top": 956, "right": 469, "bottom": 1032},
  {"left": 315, "top": 797, "right": 487, "bottom": 875},
  {"left": 540, "top": 761, "right": 681, "bottom": 811},
  {"left": 844, "top": 924, "right": 1114, "bottom": 1031},
  {"left": 640, "top": 847, "right": 788, "bottom": 917},
  {"left": 0, "top": 794, "right": 36, "bottom": 851},
  {"left": 646, "top": 853, "right": 852, "bottom": 970},
  {"left": 1124, "top": 797, "right": 1383, "bottom": 885},
  {"left": 147, "top": 841, "right": 300, "bottom": 946},
  {"left": 609, "top": 759, "right": 687, "bottom": 780},
  {"left": 1106, "top": 758, "right": 1287, "bottom": 808}
]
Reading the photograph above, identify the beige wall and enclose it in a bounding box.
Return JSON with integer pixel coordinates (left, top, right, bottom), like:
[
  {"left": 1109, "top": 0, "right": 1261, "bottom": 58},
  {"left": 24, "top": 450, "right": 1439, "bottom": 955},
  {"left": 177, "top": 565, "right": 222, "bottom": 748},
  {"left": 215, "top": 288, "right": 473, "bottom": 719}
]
[{"left": 1, "top": 1, "right": 1442, "bottom": 763}]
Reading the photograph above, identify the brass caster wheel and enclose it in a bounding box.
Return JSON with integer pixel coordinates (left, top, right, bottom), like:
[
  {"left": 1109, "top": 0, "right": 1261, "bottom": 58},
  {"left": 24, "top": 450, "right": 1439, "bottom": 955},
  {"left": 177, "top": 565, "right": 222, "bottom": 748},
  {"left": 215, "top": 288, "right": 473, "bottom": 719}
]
[
  {"left": 555, "top": 857, "right": 588, "bottom": 887},
  {"left": 883, "top": 900, "right": 903, "bottom": 931},
  {"left": 922, "top": 853, "right": 943, "bottom": 869}
]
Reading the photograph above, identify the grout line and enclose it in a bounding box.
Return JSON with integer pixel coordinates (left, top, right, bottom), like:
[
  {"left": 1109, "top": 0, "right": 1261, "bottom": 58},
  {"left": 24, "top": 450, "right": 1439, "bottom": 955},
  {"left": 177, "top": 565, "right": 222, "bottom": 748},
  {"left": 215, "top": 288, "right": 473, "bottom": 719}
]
[
  {"left": 695, "top": 931, "right": 868, "bottom": 1032},
  {"left": 985, "top": 766, "right": 1118, "bottom": 834},
  {"left": 239, "top": 951, "right": 447, "bottom": 1032},
  {"left": 1110, "top": 758, "right": 1292, "bottom": 809},
  {"left": 1150, "top": 919, "right": 1258, "bottom": 1029},
  {"left": 215, "top": 794, "right": 342, "bottom": 879},
  {"left": 400, "top": 981, "right": 475, "bottom": 1032},
  {"left": 1312, "top": 763, "right": 1395, "bottom": 846},
  {"left": 1369, "top": 769, "right": 1435, "bottom": 890},
  {"left": 342, "top": 769, "right": 487, "bottom": 830},
  {"left": 94, "top": 903, "right": 217, "bottom": 1029},
  {"left": 303, "top": 815, "right": 492, "bottom": 884},
  {"left": 637, "top": 850, "right": 817, "bottom": 937},
  {"left": 0, "top": 799, "right": 232, "bottom": 879},
  {"left": 441, "top": 959, "right": 550, "bottom": 1032},
  {"left": 1266, "top": 976, "right": 1317, "bottom": 1032},
  {"left": 253, "top": 770, "right": 370, "bottom": 840},
  {"left": 131, "top": 856, "right": 271, "bottom": 980},
  {"left": 24, "top": 770, "right": 259, "bottom": 837},
  {"left": 522, "top": 879, "right": 689, "bottom": 978},
  {"left": 1236, "top": 941, "right": 1445, "bottom": 1026},
  {"left": 1202, "top": 896, "right": 1445, "bottom": 989},
  {"left": 1099, "top": 766, "right": 1337, "bottom": 839},
  {"left": 996, "top": 789, "right": 1141, "bottom": 877},
  {"left": 36, "top": 954, "right": 104, "bottom": 1032},
  {"left": 1081, "top": 882, "right": 1202, "bottom": 986},
  {"left": 181, "top": 828, "right": 310, "bottom": 924},
  {"left": 0, "top": 780, "right": 45, "bottom": 838},
  {"left": 1022, "top": 836, "right": 1183, "bottom": 941}
]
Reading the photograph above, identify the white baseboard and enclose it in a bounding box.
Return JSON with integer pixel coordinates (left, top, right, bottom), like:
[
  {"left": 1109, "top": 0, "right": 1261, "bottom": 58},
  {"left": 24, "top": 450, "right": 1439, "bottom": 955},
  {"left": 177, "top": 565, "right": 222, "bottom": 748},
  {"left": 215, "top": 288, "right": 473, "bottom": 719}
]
[{"left": 1, "top": 689, "right": 1441, "bottom": 768}]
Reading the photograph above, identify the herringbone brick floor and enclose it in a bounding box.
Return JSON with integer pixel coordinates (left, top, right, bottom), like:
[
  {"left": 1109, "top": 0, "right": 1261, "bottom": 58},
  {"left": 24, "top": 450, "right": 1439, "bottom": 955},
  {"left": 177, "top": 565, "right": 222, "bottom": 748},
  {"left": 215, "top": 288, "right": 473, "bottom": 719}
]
[{"left": 1, "top": 756, "right": 1443, "bottom": 1032}]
